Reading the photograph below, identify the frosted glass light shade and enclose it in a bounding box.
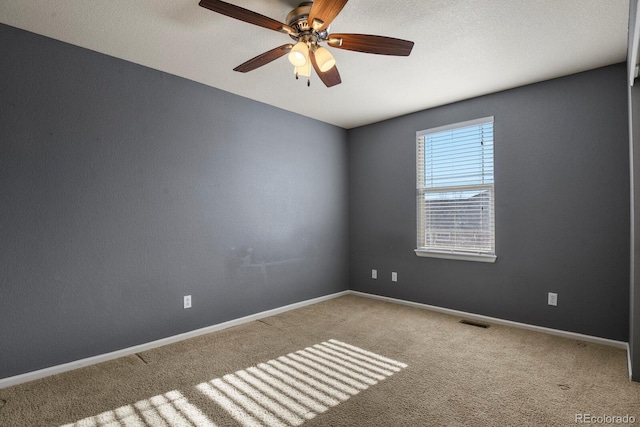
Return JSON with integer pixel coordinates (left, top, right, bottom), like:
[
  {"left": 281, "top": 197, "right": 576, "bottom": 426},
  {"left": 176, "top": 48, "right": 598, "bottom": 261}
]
[
  {"left": 314, "top": 46, "right": 336, "bottom": 72},
  {"left": 294, "top": 60, "right": 311, "bottom": 77},
  {"left": 288, "top": 41, "right": 308, "bottom": 67}
]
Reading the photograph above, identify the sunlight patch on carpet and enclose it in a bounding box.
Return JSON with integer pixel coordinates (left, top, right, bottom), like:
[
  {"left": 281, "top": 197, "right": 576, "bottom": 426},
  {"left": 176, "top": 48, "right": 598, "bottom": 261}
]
[
  {"left": 59, "top": 340, "right": 406, "bottom": 427},
  {"left": 197, "top": 339, "right": 407, "bottom": 427},
  {"left": 60, "top": 390, "right": 216, "bottom": 427}
]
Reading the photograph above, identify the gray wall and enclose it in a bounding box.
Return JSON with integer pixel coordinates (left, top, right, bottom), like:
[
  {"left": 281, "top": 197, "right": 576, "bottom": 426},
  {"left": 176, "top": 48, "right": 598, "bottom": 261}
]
[
  {"left": 0, "top": 24, "right": 348, "bottom": 379},
  {"left": 349, "top": 64, "right": 630, "bottom": 342}
]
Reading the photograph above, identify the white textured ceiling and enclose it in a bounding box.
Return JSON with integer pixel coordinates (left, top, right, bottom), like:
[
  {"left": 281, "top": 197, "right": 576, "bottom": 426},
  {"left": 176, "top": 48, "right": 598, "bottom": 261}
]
[{"left": 0, "top": 0, "right": 630, "bottom": 129}]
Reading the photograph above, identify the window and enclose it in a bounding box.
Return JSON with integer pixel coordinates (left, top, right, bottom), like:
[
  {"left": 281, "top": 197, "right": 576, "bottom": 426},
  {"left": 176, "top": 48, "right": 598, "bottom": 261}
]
[{"left": 415, "top": 117, "right": 496, "bottom": 262}]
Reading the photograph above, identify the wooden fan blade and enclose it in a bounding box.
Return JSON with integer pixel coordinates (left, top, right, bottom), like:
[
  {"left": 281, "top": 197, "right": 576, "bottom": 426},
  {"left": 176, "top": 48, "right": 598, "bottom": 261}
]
[
  {"left": 308, "top": 0, "right": 348, "bottom": 31},
  {"left": 327, "top": 33, "right": 414, "bottom": 56},
  {"left": 310, "top": 50, "right": 341, "bottom": 87},
  {"left": 199, "top": 0, "right": 295, "bottom": 34},
  {"left": 233, "top": 44, "right": 293, "bottom": 73}
]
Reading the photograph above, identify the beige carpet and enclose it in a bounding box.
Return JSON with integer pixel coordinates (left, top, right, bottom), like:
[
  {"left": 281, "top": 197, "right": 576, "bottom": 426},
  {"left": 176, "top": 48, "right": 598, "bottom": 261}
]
[{"left": 1, "top": 295, "right": 638, "bottom": 426}]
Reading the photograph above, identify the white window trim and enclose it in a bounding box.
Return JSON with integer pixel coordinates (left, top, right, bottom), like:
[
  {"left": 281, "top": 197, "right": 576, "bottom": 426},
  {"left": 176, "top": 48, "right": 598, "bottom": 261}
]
[
  {"left": 414, "top": 249, "right": 497, "bottom": 263},
  {"left": 415, "top": 116, "right": 496, "bottom": 262},
  {"left": 415, "top": 116, "right": 494, "bottom": 139}
]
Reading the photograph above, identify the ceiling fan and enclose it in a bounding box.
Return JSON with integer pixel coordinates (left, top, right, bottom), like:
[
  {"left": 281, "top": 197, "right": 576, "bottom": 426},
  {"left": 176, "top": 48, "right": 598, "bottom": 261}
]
[{"left": 198, "top": 0, "right": 414, "bottom": 87}]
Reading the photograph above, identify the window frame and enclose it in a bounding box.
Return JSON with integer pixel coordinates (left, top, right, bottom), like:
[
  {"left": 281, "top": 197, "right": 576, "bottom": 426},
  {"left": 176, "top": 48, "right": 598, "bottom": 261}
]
[{"left": 414, "top": 117, "right": 496, "bottom": 263}]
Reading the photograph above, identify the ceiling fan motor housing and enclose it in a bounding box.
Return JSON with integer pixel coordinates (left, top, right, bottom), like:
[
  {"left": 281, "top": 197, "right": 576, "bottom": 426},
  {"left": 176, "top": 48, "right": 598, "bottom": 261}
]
[
  {"left": 286, "top": 2, "right": 330, "bottom": 44},
  {"left": 286, "top": 2, "right": 313, "bottom": 31}
]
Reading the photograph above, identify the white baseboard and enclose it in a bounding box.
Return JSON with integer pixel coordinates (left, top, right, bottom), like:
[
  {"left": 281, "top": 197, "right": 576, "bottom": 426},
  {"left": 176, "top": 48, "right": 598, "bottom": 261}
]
[
  {"left": 1, "top": 289, "right": 631, "bottom": 389},
  {"left": 0, "top": 290, "right": 350, "bottom": 390},
  {"left": 349, "top": 291, "right": 629, "bottom": 350}
]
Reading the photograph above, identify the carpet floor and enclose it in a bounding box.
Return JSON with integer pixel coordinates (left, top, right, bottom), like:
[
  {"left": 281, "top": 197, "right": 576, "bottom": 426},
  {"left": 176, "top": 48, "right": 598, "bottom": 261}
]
[{"left": 1, "top": 295, "right": 638, "bottom": 426}]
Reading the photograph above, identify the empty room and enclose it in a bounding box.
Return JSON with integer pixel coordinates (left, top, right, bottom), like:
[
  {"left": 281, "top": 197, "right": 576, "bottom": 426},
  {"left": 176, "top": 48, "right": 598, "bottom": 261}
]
[{"left": 1, "top": 0, "right": 640, "bottom": 426}]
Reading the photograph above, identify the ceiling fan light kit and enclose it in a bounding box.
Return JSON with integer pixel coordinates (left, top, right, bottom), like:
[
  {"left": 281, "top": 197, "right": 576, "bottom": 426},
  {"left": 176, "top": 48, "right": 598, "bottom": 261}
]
[{"left": 198, "top": 0, "right": 414, "bottom": 87}]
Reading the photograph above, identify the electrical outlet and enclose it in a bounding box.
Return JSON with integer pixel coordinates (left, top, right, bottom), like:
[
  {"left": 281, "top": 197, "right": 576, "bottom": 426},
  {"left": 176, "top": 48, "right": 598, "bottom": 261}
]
[
  {"left": 548, "top": 292, "right": 557, "bottom": 307},
  {"left": 392, "top": 272, "right": 398, "bottom": 282},
  {"left": 372, "top": 269, "right": 377, "bottom": 279},
  {"left": 184, "top": 295, "right": 192, "bottom": 309}
]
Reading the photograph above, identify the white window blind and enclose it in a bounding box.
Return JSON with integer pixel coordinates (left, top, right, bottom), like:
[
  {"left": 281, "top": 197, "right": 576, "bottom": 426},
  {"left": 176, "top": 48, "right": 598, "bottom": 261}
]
[{"left": 416, "top": 117, "right": 495, "bottom": 261}]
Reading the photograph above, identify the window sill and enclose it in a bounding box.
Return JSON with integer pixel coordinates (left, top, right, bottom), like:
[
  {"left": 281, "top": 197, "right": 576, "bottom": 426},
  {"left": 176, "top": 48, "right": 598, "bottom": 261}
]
[{"left": 414, "top": 249, "right": 497, "bottom": 263}]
